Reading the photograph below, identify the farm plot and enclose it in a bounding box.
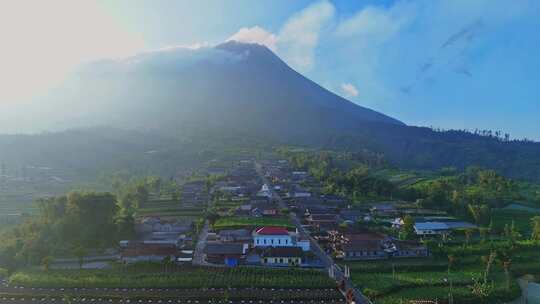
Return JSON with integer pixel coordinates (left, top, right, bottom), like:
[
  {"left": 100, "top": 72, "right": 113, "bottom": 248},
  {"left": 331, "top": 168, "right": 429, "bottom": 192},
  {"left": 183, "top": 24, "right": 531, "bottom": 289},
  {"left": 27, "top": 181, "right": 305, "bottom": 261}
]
[
  {"left": 9, "top": 266, "right": 335, "bottom": 289},
  {"left": 213, "top": 217, "right": 294, "bottom": 230},
  {"left": 137, "top": 199, "right": 206, "bottom": 218}
]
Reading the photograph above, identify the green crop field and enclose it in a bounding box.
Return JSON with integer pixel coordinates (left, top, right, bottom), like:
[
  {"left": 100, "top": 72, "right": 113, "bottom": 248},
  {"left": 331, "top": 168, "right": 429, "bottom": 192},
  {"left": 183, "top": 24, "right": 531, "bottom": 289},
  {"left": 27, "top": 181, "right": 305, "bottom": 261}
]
[
  {"left": 10, "top": 265, "right": 334, "bottom": 289},
  {"left": 213, "top": 216, "right": 294, "bottom": 230},
  {"left": 343, "top": 241, "right": 540, "bottom": 303},
  {"left": 137, "top": 198, "right": 206, "bottom": 218}
]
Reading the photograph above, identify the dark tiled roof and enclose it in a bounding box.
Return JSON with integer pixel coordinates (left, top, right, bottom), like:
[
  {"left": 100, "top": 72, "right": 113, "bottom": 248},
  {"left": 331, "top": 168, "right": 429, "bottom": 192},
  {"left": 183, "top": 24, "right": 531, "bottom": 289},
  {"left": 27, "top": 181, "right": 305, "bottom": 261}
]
[
  {"left": 218, "top": 229, "right": 251, "bottom": 238},
  {"left": 343, "top": 241, "right": 383, "bottom": 252},
  {"left": 262, "top": 247, "right": 303, "bottom": 258},
  {"left": 310, "top": 214, "right": 337, "bottom": 221},
  {"left": 121, "top": 244, "right": 178, "bottom": 257},
  {"left": 344, "top": 232, "right": 387, "bottom": 241},
  {"left": 204, "top": 243, "right": 244, "bottom": 255},
  {"left": 394, "top": 240, "right": 427, "bottom": 251}
]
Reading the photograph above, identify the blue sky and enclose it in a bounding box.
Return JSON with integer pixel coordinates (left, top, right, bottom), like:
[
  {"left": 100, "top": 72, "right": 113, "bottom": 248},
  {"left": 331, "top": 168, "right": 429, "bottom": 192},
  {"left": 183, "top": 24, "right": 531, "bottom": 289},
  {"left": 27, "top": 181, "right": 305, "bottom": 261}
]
[{"left": 1, "top": 0, "right": 539, "bottom": 140}]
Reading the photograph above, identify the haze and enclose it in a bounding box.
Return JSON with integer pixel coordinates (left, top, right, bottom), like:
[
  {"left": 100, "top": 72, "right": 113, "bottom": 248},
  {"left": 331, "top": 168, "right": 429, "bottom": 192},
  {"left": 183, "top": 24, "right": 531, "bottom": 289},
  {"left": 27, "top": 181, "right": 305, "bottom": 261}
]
[{"left": 0, "top": 0, "right": 539, "bottom": 140}]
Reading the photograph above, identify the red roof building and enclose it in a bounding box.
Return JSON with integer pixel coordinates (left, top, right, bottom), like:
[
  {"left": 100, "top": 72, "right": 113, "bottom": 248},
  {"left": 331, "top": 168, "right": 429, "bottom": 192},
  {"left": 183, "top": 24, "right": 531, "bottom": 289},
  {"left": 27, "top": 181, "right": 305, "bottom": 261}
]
[{"left": 254, "top": 226, "right": 289, "bottom": 235}]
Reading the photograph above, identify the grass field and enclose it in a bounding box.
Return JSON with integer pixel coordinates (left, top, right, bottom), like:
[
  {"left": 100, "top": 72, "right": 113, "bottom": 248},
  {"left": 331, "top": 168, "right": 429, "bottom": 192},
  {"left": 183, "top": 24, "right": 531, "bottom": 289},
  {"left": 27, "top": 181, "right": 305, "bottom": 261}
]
[
  {"left": 10, "top": 266, "right": 334, "bottom": 289},
  {"left": 213, "top": 216, "right": 294, "bottom": 230}
]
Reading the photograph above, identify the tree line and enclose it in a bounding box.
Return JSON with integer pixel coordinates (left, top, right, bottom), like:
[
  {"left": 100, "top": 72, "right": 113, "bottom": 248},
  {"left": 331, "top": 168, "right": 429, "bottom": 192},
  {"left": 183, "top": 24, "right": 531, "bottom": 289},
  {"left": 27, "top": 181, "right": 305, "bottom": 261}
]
[{"left": 0, "top": 175, "right": 166, "bottom": 271}]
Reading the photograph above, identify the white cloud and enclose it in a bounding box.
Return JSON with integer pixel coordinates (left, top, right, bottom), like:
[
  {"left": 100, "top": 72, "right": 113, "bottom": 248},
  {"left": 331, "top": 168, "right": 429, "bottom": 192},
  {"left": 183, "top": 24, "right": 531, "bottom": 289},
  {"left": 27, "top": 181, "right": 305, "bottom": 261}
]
[
  {"left": 341, "top": 83, "right": 359, "bottom": 97},
  {"left": 153, "top": 42, "right": 212, "bottom": 52},
  {"left": 335, "top": 2, "right": 415, "bottom": 46},
  {"left": 277, "top": 0, "right": 335, "bottom": 72},
  {"left": 226, "top": 1, "right": 335, "bottom": 72},
  {"left": 227, "top": 26, "right": 278, "bottom": 52}
]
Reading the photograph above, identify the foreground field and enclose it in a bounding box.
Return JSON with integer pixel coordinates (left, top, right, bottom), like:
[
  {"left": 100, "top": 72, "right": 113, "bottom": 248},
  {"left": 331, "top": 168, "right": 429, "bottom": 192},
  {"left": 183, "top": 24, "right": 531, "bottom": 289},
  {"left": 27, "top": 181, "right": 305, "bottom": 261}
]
[
  {"left": 9, "top": 265, "right": 334, "bottom": 289},
  {"left": 342, "top": 241, "right": 540, "bottom": 303}
]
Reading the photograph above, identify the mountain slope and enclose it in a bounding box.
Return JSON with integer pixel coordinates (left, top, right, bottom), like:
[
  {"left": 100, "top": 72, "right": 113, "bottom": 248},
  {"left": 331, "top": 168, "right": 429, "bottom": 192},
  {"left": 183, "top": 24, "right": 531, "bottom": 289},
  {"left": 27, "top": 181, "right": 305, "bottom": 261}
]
[
  {"left": 0, "top": 41, "right": 402, "bottom": 139},
  {"left": 0, "top": 42, "right": 539, "bottom": 181}
]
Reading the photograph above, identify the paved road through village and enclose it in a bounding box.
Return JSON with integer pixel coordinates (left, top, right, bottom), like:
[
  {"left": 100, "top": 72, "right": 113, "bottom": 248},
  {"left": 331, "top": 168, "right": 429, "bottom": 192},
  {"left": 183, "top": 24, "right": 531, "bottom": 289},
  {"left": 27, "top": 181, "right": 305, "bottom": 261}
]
[{"left": 255, "top": 163, "right": 371, "bottom": 304}]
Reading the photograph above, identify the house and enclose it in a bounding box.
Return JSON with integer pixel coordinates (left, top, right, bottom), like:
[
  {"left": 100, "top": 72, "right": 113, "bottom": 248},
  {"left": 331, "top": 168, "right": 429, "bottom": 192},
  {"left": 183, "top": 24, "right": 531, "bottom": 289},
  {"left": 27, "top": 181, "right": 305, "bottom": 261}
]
[
  {"left": 343, "top": 241, "right": 387, "bottom": 260},
  {"left": 370, "top": 203, "right": 398, "bottom": 216},
  {"left": 291, "top": 171, "right": 308, "bottom": 182},
  {"left": 414, "top": 222, "right": 451, "bottom": 236},
  {"left": 307, "top": 214, "right": 339, "bottom": 232},
  {"left": 391, "top": 217, "right": 405, "bottom": 229},
  {"left": 253, "top": 226, "right": 294, "bottom": 247},
  {"left": 393, "top": 241, "right": 429, "bottom": 258},
  {"left": 256, "top": 184, "right": 273, "bottom": 198},
  {"left": 413, "top": 219, "right": 476, "bottom": 236},
  {"left": 138, "top": 217, "right": 192, "bottom": 234},
  {"left": 251, "top": 205, "right": 279, "bottom": 217},
  {"left": 339, "top": 210, "right": 365, "bottom": 223},
  {"left": 297, "top": 239, "right": 311, "bottom": 252},
  {"left": 293, "top": 191, "right": 311, "bottom": 198},
  {"left": 261, "top": 247, "right": 303, "bottom": 267},
  {"left": 343, "top": 232, "right": 392, "bottom": 243},
  {"left": 305, "top": 204, "right": 339, "bottom": 215},
  {"left": 250, "top": 197, "right": 270, "bottom": 205},
  {"left": 321, "top": 194, "right": 348, "bottom": 206},
  {"left": 308, "top": 213, "right": 338, "bottom": 222},
  {"left": 341, "top": 232, "right": 428, "bottom": 260},
  {"left": 120, "top": 243, "right": 178, "bottom": 264},
  {"left": 204, "top": 243, "right": 247, "bottom": 266},
  {"left": 342, "top": 232, "right": 393, "bottom": 261},
  {"left": 177, "top": 250, "right": 194, "bottom": 263},
  {"left": 442, "top": 221, "right": 477, "bottom": 230},
  {"left": 237, "top": 204, "right": 252, "bottom": 214},
  {"left": 219, "top": 229, "right": 252, "bottom": 242}
]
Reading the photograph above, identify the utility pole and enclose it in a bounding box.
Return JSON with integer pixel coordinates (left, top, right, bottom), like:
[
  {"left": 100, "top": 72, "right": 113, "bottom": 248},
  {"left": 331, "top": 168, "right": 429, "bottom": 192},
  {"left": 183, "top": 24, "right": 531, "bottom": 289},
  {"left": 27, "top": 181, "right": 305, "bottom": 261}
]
[{"left": 328, "top": 264, "right": 335, "bottom": 279}]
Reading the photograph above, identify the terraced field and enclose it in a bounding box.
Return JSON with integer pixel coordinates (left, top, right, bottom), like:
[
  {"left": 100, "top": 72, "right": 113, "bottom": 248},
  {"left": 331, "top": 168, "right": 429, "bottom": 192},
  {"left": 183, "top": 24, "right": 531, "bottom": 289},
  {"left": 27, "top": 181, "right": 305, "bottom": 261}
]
[{"left": 342, "top": 242, "right": 540, "bottom": 304}]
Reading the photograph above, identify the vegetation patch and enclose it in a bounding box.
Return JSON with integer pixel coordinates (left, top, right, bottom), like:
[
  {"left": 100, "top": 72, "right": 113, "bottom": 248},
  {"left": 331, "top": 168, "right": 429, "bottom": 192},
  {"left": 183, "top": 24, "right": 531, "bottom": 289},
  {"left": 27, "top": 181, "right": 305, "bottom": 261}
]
[
  {"left": 213, "top": 216, "right": 294, "bottom": 230},
  {"left": 9, "top": 266, "right": 334, "bottom": 289}
]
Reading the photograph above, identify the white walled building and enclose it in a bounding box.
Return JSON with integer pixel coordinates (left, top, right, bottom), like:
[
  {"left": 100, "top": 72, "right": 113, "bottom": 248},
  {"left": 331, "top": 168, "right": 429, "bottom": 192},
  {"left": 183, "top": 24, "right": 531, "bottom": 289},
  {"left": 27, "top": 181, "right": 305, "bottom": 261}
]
[
  {"left": 252, "top": 227, "right": 310, "bottom": 251},
  {"left": 253, "top": 227, "right": 293, "bottom": 247}
]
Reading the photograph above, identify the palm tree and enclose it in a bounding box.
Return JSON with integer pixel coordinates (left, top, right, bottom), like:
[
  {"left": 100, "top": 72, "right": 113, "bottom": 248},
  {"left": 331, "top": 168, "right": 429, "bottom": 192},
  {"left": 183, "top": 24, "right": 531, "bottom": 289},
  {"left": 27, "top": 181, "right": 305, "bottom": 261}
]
[
  {"left": 531, "top": 216, "right": 540, "bottom": 241},
  {"left": 464, "top": 228, "right": 474, "bottom": 247},
  {"left": 162, "top": 256, "right": 172, "bottom": 273},
  {"left": 499, "top": 253, "right": 512, "bottom": 291},
  {"left": 447, "top": 254, "right": 456, "bottom": 275},
  {"left": 72, "top": 246, "right": 86, "bottom": 270},
  {"left": 446, "top": 255, "right": 456, "bottom": 304},
  {"left": 41, "top": 256, "right": 54, "bottom": 272},
  {"left": 478, "top": 227, "right": 488, "bottom": 243},
  {"left": 481, "top": 251, "right": 497, "bottom": 284}
]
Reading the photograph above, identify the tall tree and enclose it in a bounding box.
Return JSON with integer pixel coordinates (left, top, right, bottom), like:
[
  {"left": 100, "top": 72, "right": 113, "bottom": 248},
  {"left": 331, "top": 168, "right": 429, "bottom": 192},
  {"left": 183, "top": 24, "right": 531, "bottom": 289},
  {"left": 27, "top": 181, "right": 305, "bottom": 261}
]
[
  {"left": 531, "top": 216, "right": 540, "bottom": 241},
  {"left": 400, "top": 215, "right": 416, "bottom": 240},
  {"left": 498, "top": 252, "right": 512, "bottom": 291},
  {"left": 72, "top": 246, "right": 87, "bottom": 269}
]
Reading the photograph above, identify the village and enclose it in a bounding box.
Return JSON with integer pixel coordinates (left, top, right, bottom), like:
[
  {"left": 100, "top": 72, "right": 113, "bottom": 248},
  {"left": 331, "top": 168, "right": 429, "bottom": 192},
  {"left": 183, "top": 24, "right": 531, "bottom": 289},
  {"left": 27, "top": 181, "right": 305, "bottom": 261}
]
[{"left": 117, "top": 158, "right": 477, "bottom": 271}]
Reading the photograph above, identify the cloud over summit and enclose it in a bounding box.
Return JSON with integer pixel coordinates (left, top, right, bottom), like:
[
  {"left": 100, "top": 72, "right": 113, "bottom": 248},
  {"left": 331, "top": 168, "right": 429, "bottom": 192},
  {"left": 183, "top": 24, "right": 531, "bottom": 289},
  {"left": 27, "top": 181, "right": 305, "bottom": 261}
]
[{"left": 227, "top": 26, "right": 277, "bottom": 52}]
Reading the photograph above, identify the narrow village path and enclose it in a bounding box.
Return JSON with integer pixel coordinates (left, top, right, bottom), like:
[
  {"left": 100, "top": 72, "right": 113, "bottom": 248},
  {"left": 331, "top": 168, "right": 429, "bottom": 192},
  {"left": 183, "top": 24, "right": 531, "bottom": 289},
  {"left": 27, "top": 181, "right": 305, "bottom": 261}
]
[
  {"left": 192, "top": 219, "right": 210, "bottom": 266},
  {"left": 254, "top": 162, "right": 371, "bottom": 304}
]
